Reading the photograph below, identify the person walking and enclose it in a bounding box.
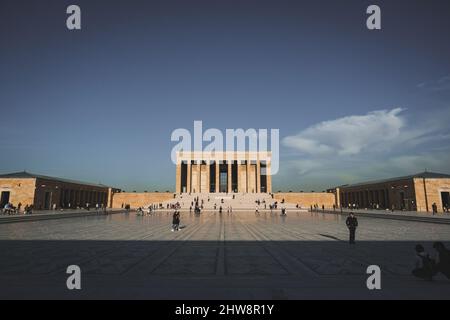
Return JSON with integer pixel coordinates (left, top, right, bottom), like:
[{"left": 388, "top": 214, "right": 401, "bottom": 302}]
[{"left": 345, "top": 212, "right": 358, "bottom": 244}]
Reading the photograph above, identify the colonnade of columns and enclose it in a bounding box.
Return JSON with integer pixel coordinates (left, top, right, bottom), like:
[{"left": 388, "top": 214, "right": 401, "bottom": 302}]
[{"left": 176, "top": 160, "right": 271, "bottom": 194}]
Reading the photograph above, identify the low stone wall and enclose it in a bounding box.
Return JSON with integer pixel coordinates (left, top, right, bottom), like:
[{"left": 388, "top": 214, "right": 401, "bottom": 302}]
[
  {"left": 0, "top": 209, "right": 126, "bottom": 224},
  {"left": 111, "top": 192, "right": 174, "bottom": 209},
  {"left": 274, "top": 192, "right": 336, "bottom": 208}
]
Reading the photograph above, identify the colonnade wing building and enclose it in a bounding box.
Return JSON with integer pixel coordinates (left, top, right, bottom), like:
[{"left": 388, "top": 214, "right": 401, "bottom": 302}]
[
  {"left": 332, "top": 171, "right": 450, "bottom": 213},
  {"left": 175, "top": 151, "right": 272, "bottom": 193},
  {"left": 0, "top": 171, "right": 120, "bottom": 210}
]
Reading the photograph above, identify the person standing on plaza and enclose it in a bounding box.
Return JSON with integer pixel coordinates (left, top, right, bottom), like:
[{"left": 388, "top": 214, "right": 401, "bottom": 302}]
[
  {"left": 171, "top": 211, "right": 176, "bottom": 231},
  {"left": 345, "top": 213, "right": 358, "bottom": 244},
  {"left": 432, "top": 203, "right": 438, "bottom": 215},
  {"left": 172, "top": 211, "right": 179, "bottom": 232},
  {"left": 176, "top": 211, "right": 180, "bottom": 231}
]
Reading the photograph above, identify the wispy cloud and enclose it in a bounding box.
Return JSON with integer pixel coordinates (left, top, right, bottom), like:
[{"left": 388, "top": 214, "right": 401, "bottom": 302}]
[
  {"left": 282, "top": 108, "right": 405, "bottom": 156},
  {"left": 277, "top": 107, "right": 450, "bottom": 189},
  {"left": 417, "top": 75, "right": 450, "bottom": 92}
]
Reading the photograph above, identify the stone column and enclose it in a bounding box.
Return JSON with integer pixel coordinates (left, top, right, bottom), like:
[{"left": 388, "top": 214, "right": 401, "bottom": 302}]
[
  {"left": 187, "top": 162, "right": 191, "bottom": 193},
  {"left": 175, "top": 162, "right": 181, "bottom": 193},
  {"left": 227, "top": 161, "right": 232, "bottom": 193},
  {"left": 206, "top": 162, "right": 210, "bottom": 193},
  {"left": 256, "top": 160, "right": 261, "bottom": 193},
  {"left": 266, "top": 161, "right": 272, "bottom": 193},
  {"left": 335, "top": 188, "right": 341, "bottom": 208},
  {"left": 215, "top": 161, "right": 220, "bottom": 193},
  {"left": 237, "top": 161, "right": 241, "bottom": 193},
  {"left": 107, "top": 188, "right": 113, "bottom": 208},
  {"left": 246, "top": 161, "right": 251, "bottom": 193},
  {"left": 384, "top": 189, "right": 388, "bottom": 209},
  {"left": 196, "top": 162, "right": 201, "bottom": 193}
]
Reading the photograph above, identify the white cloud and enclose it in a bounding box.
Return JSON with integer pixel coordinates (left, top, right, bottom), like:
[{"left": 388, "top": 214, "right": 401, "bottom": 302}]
[
  {"left": 276, "top": 107, "right": 450, "bottom": 190},
  {"left": 283, "top": 108, "right": 405, "bottom": 156}
]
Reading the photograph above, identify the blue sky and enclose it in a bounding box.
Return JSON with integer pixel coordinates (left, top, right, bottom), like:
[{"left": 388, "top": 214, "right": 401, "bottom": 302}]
[{"left": 1, "top": 0, "right": 450, "bottom": 191}]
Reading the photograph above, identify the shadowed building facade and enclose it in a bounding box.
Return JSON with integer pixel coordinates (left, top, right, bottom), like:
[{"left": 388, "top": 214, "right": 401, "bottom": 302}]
[{"left": 175, "top": 151, "right": 272, "bottom": 193}]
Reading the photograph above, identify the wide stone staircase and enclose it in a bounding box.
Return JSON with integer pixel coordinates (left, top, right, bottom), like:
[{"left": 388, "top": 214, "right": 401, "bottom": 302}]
[{"left": 156, "top": 193, "right": 301, "bottom": 212}]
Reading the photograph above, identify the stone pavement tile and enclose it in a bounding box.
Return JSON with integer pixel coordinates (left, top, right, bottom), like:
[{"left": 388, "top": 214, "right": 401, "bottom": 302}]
[
  {"left": 152, "top": 246, "right": 219, "bottom": 275},
  {"left": 225, "top": 246, "right": 289, "bottom": 275}
]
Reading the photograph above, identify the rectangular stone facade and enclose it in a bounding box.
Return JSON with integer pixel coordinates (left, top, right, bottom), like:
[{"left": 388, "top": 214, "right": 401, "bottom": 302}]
[
  {"left": 175, "top": 151, "right": 272, "bottom": 193},
  {"left": 414, "top": 178, "right": 450, "bottom": 213},
  {"left": 0, "top": 178, "right": 36, "bottom": 208}
]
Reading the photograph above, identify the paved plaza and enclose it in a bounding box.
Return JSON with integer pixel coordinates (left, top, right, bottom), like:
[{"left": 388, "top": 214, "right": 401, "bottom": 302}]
[{"left": 0, "top": 210, "right": 450, "bottom": 299}]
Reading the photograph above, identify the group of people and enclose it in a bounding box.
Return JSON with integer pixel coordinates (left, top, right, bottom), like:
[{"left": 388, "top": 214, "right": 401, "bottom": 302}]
[
  {"left": 189, "top": 198, "right": 203, "bottom": 214},
  {"left": 136, "top": 201, "right": 182, "bottom": 216},
  {"left": 269, "top": 201, "right": 279, "bottom": 210},
  {"left": 211, "top": 203, "right": 233, "bottom": 213},
  {"left": 310, "top": 204, "right": 326, "bottom": 212},
  {"left": 167, "top": 202, "right": 181, "bottom": 210},
  {"left": 432, "top": 202, "right": 449, "bottom": 214},
  {"left": 2, "top": 201, "right": 112, "bottom": 215},
  {"left": 255, "top": 204, "right": 286, "bottom": 216},
  {"left": 413, "top": 242, "right": 450, "bottom": 281},
  {"left": 2, "top": 202, "right": 33, "bottom": 215},
  {"left": 124, "top": 202, "right": 165, "bottom": 211}
]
